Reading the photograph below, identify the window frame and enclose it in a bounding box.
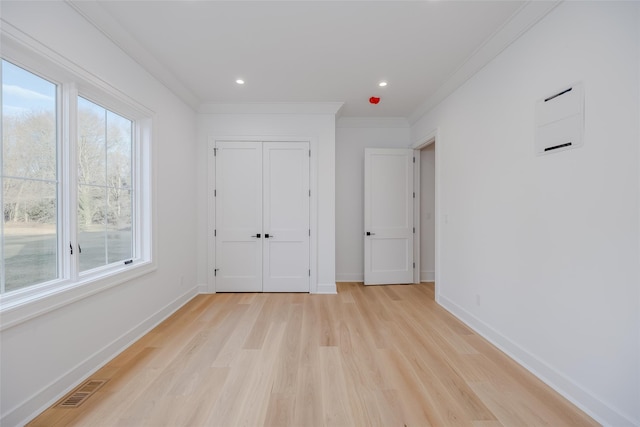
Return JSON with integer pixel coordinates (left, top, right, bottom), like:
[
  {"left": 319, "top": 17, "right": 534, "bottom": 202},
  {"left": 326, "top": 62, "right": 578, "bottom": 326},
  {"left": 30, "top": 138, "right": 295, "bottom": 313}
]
[{"left": 0, "top": 30, "right": 156, "bottom": 330}]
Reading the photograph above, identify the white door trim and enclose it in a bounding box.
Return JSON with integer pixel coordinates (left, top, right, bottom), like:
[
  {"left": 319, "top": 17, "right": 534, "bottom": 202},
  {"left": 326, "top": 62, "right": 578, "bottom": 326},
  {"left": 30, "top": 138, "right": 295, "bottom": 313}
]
[
  {"left": 413, "top": 148, "right": 421, "bottom": 284},
  {"left": 207, "top": 136, "right": 318, "bottom": 293}
]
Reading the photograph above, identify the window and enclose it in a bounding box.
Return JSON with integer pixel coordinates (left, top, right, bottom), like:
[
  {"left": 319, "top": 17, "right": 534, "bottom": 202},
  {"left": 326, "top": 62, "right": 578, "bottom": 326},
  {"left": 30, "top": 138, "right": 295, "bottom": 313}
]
[
  {"left": 1, "top": 60, "right": 59, "bottom": 292},
  {"left": 0, "top": 48, "right": 153, "bottom": 313},
  {"left": 77, "top": 97, "right": 133, "bottom": 272}
]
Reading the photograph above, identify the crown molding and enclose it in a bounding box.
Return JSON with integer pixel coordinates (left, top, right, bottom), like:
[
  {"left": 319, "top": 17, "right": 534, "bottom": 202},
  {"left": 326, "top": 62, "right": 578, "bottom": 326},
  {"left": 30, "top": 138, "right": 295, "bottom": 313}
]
[
  {"left": 336, "top": 117, "right": 409, "bottom": 129},
  {"left": 198, "top": 102, "right": 344, "bottom": 116},
  {"left": 65, "top": 0, "right": 200, "bottom": 111},
  {"left": 408, "top": 0, "right": 561, "bottom": 125}
]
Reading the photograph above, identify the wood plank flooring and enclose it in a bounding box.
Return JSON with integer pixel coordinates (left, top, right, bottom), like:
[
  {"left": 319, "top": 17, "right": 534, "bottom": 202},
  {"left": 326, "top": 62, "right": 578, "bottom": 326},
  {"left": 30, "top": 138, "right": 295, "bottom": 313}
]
[{"left": 28, "top": 283, "right": 599, "bottom": 426}]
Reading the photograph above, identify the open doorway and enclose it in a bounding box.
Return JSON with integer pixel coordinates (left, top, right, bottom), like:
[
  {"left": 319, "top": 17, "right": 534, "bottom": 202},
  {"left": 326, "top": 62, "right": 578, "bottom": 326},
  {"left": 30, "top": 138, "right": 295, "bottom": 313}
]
[{"left": 412, "top": 132, "right": 437, "bottom": 296}]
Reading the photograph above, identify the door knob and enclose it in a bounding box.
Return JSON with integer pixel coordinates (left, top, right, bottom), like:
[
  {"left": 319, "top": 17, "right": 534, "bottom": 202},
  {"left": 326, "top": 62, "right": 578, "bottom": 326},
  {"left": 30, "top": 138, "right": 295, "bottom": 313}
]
[
  {"left": 366, "top": 231, "right": 375, "bottom": 236},
  {"left": 265, "top": 233, "right": 274, "bottom": 238},
  {"left": 251, "top": 234, "right": 261, "bottom": 238}
]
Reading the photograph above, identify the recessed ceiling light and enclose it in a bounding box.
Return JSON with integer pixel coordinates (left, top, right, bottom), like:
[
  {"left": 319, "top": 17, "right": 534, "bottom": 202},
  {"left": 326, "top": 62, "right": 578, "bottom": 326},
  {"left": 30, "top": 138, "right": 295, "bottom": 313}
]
[
  {"left": 236, "top": 79, "right": 245, "bottom": 85},
  {"left": 378, "top": 81, "right": 388, "bottom": 87}
]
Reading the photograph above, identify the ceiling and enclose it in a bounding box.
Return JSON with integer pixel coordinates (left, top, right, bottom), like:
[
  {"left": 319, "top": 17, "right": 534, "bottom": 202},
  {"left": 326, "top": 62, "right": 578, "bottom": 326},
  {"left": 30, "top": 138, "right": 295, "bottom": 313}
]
[{"left": 69, "top": 1, "right": 553, "bottom": 119}]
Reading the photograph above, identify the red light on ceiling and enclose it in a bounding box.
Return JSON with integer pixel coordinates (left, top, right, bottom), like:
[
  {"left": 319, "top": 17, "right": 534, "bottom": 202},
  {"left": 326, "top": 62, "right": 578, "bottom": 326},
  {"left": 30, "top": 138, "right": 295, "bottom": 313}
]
[{"left": 369, "top": 97, "right": 380, "bottom": 104}]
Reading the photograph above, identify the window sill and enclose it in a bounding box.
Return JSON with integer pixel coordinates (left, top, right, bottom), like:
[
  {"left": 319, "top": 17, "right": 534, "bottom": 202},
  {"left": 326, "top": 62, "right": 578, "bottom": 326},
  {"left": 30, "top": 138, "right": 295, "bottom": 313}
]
[{"left": 0, "top": 260, "right": 157, "bottom": 331}]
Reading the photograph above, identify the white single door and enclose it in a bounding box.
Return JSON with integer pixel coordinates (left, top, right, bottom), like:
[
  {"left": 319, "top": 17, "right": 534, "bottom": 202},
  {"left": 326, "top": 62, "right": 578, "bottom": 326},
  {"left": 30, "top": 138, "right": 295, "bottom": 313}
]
[
  {"left": 263, "top": 142, "right": 310, "bottom": 292},
  {"left": 364, "top": 148, "right": 414, "bottom": 285},
  {"left": 215, "top": 142, "right": 263, "bottom": 292}
]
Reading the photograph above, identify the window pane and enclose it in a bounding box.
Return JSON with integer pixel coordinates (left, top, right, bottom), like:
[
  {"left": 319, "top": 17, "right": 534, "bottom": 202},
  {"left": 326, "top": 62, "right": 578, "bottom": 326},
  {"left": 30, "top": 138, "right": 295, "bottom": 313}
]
[
  {"left": 3, "top": 179, "right": 58, "bottom": 292},
  {"left": 106, "top": 110, "right": 131, "bottom": 189},
  {"left": 107, "top": 188, "right": 132, "bottom": 263},
  {"left": 2, "top": 60, "right": 58, "bottom": 293},
  {"left": 78, "top": 97, "right": 133, "bottom": 272},
  {"left": 2, "top": 113, "right": 57, "bottom": 181},
  {"left": 78, "top": 97, "right": 106, "bottom": 186},
  {"left": 78, "top": 184, "right": 106, "bottom": 271}
]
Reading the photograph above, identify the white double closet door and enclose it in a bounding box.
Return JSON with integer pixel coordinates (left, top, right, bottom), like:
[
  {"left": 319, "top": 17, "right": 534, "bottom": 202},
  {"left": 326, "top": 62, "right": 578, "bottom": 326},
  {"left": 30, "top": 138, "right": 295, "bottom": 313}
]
[{"left": 215, "top": 141, "right": 310, "bottom": 292}]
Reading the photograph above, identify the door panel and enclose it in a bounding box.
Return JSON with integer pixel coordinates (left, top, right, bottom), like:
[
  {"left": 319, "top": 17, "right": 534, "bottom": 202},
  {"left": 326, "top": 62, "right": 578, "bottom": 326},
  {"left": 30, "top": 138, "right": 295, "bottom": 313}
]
[
  {"left": 371, "top": 238, "right": 411, "bottom": 271},
  {"left": 215, "top": 142, "right": 263, "bottom": 292},
  {"left": 364, "top": 148, "right": 414, "bottom": 285},
  {"left": 371, "top": 153, "right": 412, "bottom": 228},
  {"left": 217, "top": 241, "right": 261, "bottom": 287},
  {"left": 263, "top": 142, "right": 310, "bottom": 292}
]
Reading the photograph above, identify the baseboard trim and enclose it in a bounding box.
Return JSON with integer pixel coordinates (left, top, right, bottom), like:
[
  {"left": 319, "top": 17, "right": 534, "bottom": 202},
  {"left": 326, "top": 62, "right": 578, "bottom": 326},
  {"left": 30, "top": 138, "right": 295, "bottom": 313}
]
[
  {"left": 420, "top": 270, "right": 435, "bottom": 282},
  {"left": 4, "top": 286, "right": 199, "bottom": 427},
  {"left": 314, "top": 282, "right": 337, "bottom": 294},
  {"left": 197, "top": 283, "right": 210, "bottom": 294},
  {"left": 438, "top": 294, "right": 638, "bottom": 427},
  {"left": 335, "top": 273, "right": 363, "bottom": 282}
]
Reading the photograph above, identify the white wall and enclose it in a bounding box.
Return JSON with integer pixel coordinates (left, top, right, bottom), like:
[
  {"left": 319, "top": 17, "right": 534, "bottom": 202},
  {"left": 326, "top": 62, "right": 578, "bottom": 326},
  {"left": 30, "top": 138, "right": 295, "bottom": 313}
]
[
  {"left": 411, "top": 2, "right": 640, "bottom": 425},
  {"left": 196, "top": 111, "right": 337, "bottom": 293},
  {"left": 420, "top": 143, "right": 435, "bottom": 282},
  {"left": 0, "top": 3, "right": 198, "bottom": 426},
  {"left": 335, "top": 118, "right": 410, "bottom": 282}
]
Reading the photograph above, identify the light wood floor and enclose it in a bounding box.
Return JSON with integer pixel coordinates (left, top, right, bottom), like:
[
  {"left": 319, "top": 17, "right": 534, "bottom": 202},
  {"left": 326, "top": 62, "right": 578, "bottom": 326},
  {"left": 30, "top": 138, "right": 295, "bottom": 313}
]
[{"left": 29, "top": 282, "right": 599, "bottom": 427}]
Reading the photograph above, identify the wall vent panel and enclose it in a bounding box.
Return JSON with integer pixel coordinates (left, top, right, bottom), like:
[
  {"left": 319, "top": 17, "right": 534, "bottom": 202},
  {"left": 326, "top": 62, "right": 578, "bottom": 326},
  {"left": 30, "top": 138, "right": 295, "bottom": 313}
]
[{"left": 535, "top": 82, "right": 584, "bottom": 155}]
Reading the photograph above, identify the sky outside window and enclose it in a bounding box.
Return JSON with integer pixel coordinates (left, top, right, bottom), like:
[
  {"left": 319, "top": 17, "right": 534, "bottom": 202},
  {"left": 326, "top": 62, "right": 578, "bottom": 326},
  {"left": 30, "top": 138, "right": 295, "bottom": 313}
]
[{"left": 2, "top": 60, "right": 56, "bottom": 117}]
